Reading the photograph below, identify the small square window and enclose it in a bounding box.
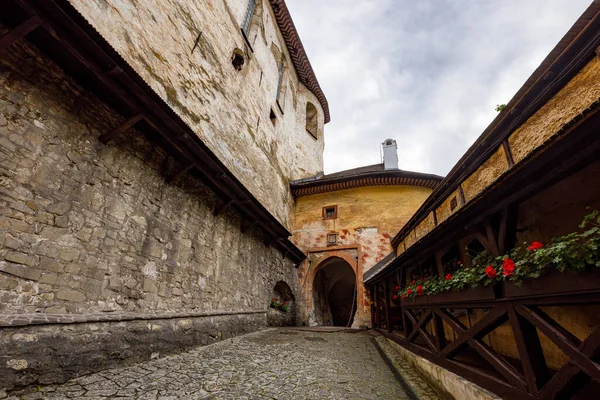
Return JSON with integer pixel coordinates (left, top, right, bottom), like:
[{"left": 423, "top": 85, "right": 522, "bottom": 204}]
[
  {"left": 323, "top": 205, "right": 337, "bottom": 219},
  {"left": 450, "top": 196, "right": 458, "bottom": 211},
  {"left": 327, "top": 233, "right": 337, "bottom": 246}
]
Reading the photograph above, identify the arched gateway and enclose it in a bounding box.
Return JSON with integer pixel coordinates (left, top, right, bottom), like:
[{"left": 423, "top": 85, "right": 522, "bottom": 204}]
[{"left": 310, "top": 255, "right": 358, "bottom": 327}]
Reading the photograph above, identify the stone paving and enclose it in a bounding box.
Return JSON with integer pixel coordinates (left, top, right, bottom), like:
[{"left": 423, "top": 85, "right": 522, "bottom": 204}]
[{"left": 11, "top": 328, "right": 415, "bottom": 400}]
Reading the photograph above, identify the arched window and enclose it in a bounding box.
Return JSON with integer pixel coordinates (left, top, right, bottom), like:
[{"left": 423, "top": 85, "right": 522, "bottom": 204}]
[{"left": 306, "top": 102, "right": 318, "bottom": 138}]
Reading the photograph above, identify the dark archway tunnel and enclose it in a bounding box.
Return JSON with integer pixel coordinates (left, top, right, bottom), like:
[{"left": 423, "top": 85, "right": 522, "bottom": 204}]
[{"left": 312, "top": 257, "right": 357, "bottom": 327}]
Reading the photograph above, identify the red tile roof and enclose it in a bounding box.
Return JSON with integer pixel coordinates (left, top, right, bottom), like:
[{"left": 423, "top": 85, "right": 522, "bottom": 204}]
[{"left": 270, "top": 0, "right": 330, "bottom": 123}]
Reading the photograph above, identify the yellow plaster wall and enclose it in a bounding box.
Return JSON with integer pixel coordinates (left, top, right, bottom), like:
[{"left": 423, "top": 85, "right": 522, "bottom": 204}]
[
  {"left": 415, "top": 212, "right": 436, "bottom": 241},
  {"left": 461, "top": 146, "right": 509, "bottom": 203},
  {"left": 435, "top": 188, "right": 462, "bottom": 225},
  {"left": 509, "top": 57, "right": 600, "bottom": 164},
  {"left": 293, "top": 186, "right": 433, "bottom": 235}
]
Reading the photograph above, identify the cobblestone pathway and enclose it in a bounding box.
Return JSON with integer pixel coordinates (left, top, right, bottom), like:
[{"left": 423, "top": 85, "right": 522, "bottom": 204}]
[{"left": 21, "top": 328, "right": 412, "bottom": 399}]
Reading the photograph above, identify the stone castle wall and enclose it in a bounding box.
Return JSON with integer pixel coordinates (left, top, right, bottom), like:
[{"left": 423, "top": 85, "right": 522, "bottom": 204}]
[
  {"left": 0, "top": 38, "right": 299, "bottom": 391},
  {"left": 67, "top": 0, "right": 327, "bottom": 230}
]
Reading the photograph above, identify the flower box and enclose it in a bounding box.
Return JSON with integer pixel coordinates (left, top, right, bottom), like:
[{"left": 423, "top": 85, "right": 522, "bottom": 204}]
[
  {"left": 504, "top": 267, "right": 600, "bottom": 298},
  {"left": 402, "top": 285, "right": 496, "bottom": 306}
]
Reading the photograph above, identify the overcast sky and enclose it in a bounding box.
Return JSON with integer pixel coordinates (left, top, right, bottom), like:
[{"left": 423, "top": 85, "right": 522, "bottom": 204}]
[{"left": 286, "top": 0, "right": 592, "bottom": 176}]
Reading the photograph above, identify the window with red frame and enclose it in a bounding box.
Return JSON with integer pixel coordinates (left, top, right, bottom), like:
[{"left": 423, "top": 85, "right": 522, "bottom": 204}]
[{"left": 323, "top": 205, "right": 337, "bottom": 219}]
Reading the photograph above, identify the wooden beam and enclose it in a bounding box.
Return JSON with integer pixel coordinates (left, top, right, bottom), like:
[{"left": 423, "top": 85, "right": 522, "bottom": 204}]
[
  {"left": 483, "top": 218, "right": 501, "bottom": 256},
  {"left": 263, "top": 234, "right": 277, "bottom": 246},
  {"left": 540, "top": 326, "right": 600, "bottom": 399},
  {"left": 439, "top": 307, "right": 507, "bottom": 358},
  {"left": 379, "top": 329, "right": 534, "bottom": 399},
  {"left": 384, "top": 281, "right": 392, "bottom": 333},
  {"left": 0, "top": 16, "right": 42, "bottom": 54},
  {"left": 168, "top": 162, "right": 194, "bottom": 183},
  {"left": 407, "top": 310, "right": 433, "bottom": 342},
  {"left": 404, "top": 309, "right": 437, "bottom": 351},
  {"left": 213, "top": 198, "right": 234, "bottom": 216},
  {"left": 241, "top": 219, "right": 257, "bottom": 233},
  {"left": 99, "top": 114, "right": 143, "bottom": 144},
  {"left": 516, "top": 305, "right": 600, "bottom": 382},
  {"left": 437, "top": 308, "right": 525, "bottom": 390},
  {"left": 433, "top": 310, "right": 447, "bottom": 353},
  {"left": 506, "top": 304, "right": 549, "bottom": 396},
  {"left": 434, "top": 250, "right": 444, "bottom": 278},
  {"left": 502, "top": 139, "right": 515, "bottom": 168},
  {"left": 457, "top": 237, "right": 473, "bottom": 269},
  {"left": 498, "top": 205, "right": 518, "bottom": 254},
  {"left": 374, "top": 285, "right": 381, "bottom": 329},
  {"left": 458, "top": 184, "right": 466, "bottom": 206}
]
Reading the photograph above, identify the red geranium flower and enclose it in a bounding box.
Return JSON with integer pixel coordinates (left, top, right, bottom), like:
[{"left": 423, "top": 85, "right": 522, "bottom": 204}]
[
  {"left": 407, "top": 288, "right": 413, "bottom": 295},
  {"left": 445, "top": 273, "right": 452, "bottom": 281},
  {"left": 418, "top": 278, "right": 423, "bottom": 283},
  {"left": 401, "top": 294, "right": 406, "bottom": 300},
  {"left": 502, "top": 258, "right": 516, "bottom": 277},
  {"left": 457, "top": 261, "right": 462, "bottom": 265},
  {"left": 411, "top": 280, "right": 416, "bottom": 285},
  {"left": 393, "top": 295, "right": 397, "bottom": 300},
  {"left": 528, "top": 241, "right": 543, "bottom": 251},
  {"left": 485, "top": 266, "right": 497, "bottom": 278},
  {"left": 417, "top": 285, "right": 423, "bottom": 295},
  {"left": 395, "top": 286, "right": 399, "bottom": 290}
]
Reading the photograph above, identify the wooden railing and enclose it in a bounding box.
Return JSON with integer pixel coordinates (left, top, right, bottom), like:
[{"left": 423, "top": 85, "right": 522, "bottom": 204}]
[{"left": 371, "top": 271, "right": 600, "bottom": 399}]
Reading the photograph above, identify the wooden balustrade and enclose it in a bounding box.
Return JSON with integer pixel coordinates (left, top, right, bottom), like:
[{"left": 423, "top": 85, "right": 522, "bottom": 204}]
[{"left": 371, "top": 272, "right": 600, "bottom": 399}]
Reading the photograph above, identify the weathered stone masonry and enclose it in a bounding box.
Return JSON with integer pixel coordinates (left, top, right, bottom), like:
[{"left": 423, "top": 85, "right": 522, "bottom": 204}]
[{"left": 0, "top": 38, "right": 299, "bottom": 390}]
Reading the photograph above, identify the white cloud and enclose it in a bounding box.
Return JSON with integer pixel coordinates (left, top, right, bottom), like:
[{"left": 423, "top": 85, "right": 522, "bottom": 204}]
[{"left": 286, "top": 0, "right": 592, "bottom": 175}]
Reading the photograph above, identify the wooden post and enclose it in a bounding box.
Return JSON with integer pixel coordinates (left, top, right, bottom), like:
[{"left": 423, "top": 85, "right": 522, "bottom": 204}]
[
  {"left": 374, "top": 284, "right": 381, "bottom": 329},
  {"left": 457, "top": 237, "right": 473, "bottom": 269},
  {"left": 484, "top": 218, "right": 501, "bottom": 256},
  {"left": 434, "top": 250, "right": 444, "bottom": 278},
  {"left": 369, "top": 286, "right": 375, "bottom": 329},
  {"left": 384, "top": 280, "right": 392, "bottom": 333},
  {"left": 507, "top": 304, "right": 550, "bottom": 395},
  {"left": 433, "top": 311, "right": 447, "bottom": 353},
  {"left": 0, "top": 16, "right": 42, "bottom": 54},
  {"left": 498, "top": 205, "right": 519, "bottom": 254},
  {"left": 99, "top": 114, "right": 144, "bottom": 143}
]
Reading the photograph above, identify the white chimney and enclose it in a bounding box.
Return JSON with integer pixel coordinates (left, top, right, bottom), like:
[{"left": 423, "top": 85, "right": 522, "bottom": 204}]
[{"left": 382, "top": 139, "right": 398, "bottom": 170}]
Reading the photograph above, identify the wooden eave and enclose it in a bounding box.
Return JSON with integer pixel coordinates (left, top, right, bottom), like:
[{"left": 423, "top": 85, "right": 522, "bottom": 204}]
[
  {"left": 291, "top": 171, "right": 443, "bottom": 197},
  {"left": 390, "top": 1, "right": 600, "bottom": 250},
  {"left": 1, "top": 0, "right": 306, "bottom": 264}
]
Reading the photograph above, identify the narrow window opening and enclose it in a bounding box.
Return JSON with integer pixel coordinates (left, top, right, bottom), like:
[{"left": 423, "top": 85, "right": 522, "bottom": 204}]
[
  {"left": 231, "top": 49, "right": 245, "bottom": 71},
  {"left": 306, "top": 102, "right": 318, "bottom": 139},
  {"left": 450, "top": 196, "right": 458, "bottom": 211},
  {"left": 323, "top": 205, "right": 337, "bottom": 220},
  {"left": 270, "top": 108, "right": 277, "bottom": 126},
  {"left": 276, "top": 62, "right": 284, "bottom": 103}
]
